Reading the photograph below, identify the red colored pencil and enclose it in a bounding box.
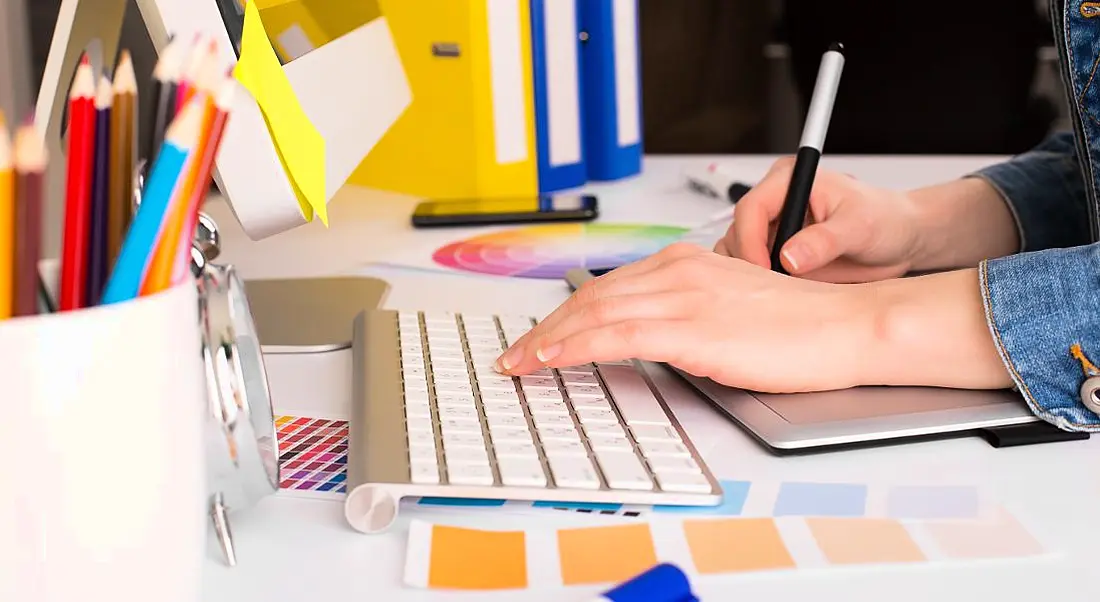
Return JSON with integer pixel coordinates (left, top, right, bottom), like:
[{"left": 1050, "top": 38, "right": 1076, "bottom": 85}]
[
  {"left": 59, "top": 59, "right": 97, "bottom": 311},
  {"left": 175, "top": 36, "right": 207, "bottom": 113}
]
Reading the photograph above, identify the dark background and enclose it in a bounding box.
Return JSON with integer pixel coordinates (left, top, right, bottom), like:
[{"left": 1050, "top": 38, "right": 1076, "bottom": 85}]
[{"left": 24, "top": 0, "right": 1063, "bottom": 157}]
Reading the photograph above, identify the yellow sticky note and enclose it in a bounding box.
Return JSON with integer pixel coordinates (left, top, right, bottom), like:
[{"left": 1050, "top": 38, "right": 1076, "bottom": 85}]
[{"left": 234, "top": 0, "right": 328, "bottom": 225}]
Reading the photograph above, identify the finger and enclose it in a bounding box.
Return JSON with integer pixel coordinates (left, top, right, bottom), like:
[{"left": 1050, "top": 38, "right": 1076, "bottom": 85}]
[
  {"left": 526, "top": 319, "right": 690, "bottom": 370},
  {"left": 776, "top": 218, "right": 855, "bottom": 275},
  {"left": 729, "top": 173, "right": 792, "bottom": 267},
  {"left": 501, "top": 292, "right": 693, "bottom": 374}
]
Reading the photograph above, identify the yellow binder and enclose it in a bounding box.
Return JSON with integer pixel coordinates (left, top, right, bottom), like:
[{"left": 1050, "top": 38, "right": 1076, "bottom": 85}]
[{"left": 349, "top": 0, "right": 538, "bottom": 200}]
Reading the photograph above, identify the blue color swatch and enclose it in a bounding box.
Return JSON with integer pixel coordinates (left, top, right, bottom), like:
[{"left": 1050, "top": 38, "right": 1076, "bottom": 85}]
[
  {"left": 653, "top": 480, "right": 751, "bottom": 515},
  {"left": 886, "top": 485, "right": 980, "bottom": 519},
  {"left": 772, "top": 482, "right": 868, "bottom": 517},
  {"left": 417, "top": 497, "right": 508, "bottom": 507},
  {"left": 532, "top": 500, "right": 624, "bottom": 511}
]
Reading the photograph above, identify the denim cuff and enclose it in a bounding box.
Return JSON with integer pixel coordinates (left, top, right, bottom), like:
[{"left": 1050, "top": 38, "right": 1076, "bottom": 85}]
[
  {"left": 967, "top": 132, "right": 1091, "bottom": 253},
  {"left": 980, "top": 244, "right": 1100, "bottom": 431}
]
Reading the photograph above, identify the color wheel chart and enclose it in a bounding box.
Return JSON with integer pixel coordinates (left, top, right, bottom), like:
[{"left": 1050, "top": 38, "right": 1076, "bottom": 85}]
[{"left": 431, "top": 223, "right": 689, "bottom": 279}]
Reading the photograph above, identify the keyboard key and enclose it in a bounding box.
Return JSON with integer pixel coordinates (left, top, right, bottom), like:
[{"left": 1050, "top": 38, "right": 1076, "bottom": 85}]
[
  {"left": 400, "top": 344, "right": 424, "bottom": 357},
  {"left": 482, "top": 401, "right": 523, "bottom": 416},
  {"left": 595, "top": 450, "right": 653, "bottom": 491},
  {"left": 532, "top": 413, "right": 574, "bottom": 428},
  {"left": 481, "top": 390, "right": 521, "bottom": 404},
  {"left": 598, "top": 365, "right": 672, "bottom": 425},
  {"left": 570, "top": 397, "right": 612, "bottom": 411},
  {"left": 405, "top": 404, "right": 432, "bottom": 419},
  {"left": 588, "top": 436, "right": 633, "bottom": 452},
  {"left": 487, "top": 414, "right": 529, "bottom": 429},
  {"left": 409, "top": 446, "right": 438, "bottom": 462},
  {"left": 407, "top": 431, "right": 437, "bottom": 448},
  {"left": 423, "top": 312, "right": 459, "bottom": 324},
  {"left": 520, "top": 376, "right": 558, "bottom": 390},
  {"left": 431, "top": 368, "right": 471, "bottom": 382},
  {"left": 558, "top": 364, "right": 594, "bottom": 374},
  {"left": 411, "top": 461, "right": 440, "bottom": 485},
  {"left": 491, "top": 441, "right": 539, "bottom": 458},
  {"left": 466, "top": 336, "right": 504, "bottom": 350},
  {"left": 547, "top": 456, "right": 600, "bottom": 489},
  {"left": 477, "top": 379, "right": 517, "bottom": 394},
  {"left": 630, "top": 424, "right": 681, "bottom": 442},
  {"left": 435, "top": 392, "right": 476, "bottom": 407},
  {"left": 498, "top": 459, "right": 547, "bottom": 487},
  {"left": 526, "top": 368, "right": 556, "bottom": 378},
  {"left": 406, "top": 416, "right": 434, "bottom": 432},
  {"left": 564, "top": 384, "right": 606, "bottom": 399},
  {"left": 442, "top": 432, "right": 485, "bottom": 448},
  {"left": 447, "top": 465, "right": 495, "bottom": 486},
  {"left": 655, "top": 471, "right": 712, "bottom": 493},
  {"left": 429, "top": 347, "right": 467, "bottom": 361},
  {"left": 560, "top": 372, "right": 599, "bottom": 386},
  {"left": 438, "top": 406, "right": 479, "bottom": 423},
  {"left": 575, "top": 408, "right": 619, "bottom": 424},
  {"left": 488, "top": 426, "right": 533, "bottom": 443},
  {"left": 461, "top": 315, "right": 497, "bottom": 327},
  {"left": 444, "top": 446, "right": 490, "bottom": 465},
  {"left": 541, "top": 438, "right": 588, "bottom": 457},
  {"left": 527, "top": 400, "right": 569, "bottom": 415},
  {"left": 638, "top": 441, "right": 691, "bottom": 458},
  {"left": 403, "top": 364, "right": 428, "bottom": 379},
  {"left": 440, "top": 419, "right": 481, "bottom": 434},
  {"left": 435, "top": 382, "right": 474, "bottom": 395},
  {"left": 429, "top": 356, "right": 466, "bottom": 369},
  {"left": 537, "top": 425, "right": 580, "bottom": 441},
  {"left": 523, "top": 388, "right": 564, "bottom": 402},
  {"left": 582, "top": 422, "right": 628, "bottom": 438},
  {"left": 647, "top": 456, "right": 702, "bottom": 474}
]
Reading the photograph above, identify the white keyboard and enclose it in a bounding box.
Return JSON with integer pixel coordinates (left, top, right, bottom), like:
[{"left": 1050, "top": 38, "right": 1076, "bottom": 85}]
[{"left": 347, "top": 310, "right": 722, "bottom": 513}]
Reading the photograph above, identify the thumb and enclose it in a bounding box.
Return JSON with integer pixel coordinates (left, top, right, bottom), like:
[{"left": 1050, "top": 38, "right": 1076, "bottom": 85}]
[{"left": 777, "top": 219, "right": 850, "bottom": 274}]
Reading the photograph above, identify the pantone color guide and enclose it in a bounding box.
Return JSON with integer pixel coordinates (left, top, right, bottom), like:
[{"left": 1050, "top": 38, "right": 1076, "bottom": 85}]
[
  {"left": 430, "top": 223, "right": 687, "bottom": 279},
  {"left": 276, "top": 416, "right": 348, "bottom": 497},
  {"left": 404, "top": 509, "right": 1050, "bottom": 590}
]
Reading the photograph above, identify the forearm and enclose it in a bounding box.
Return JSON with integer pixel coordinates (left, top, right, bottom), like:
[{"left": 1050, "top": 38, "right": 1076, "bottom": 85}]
[
  {"left": 906, "top": 178, "right": 1020, "bottom": 272},
  {"left": 857, "top": 268, "right": 1013, "bottom": 389}
]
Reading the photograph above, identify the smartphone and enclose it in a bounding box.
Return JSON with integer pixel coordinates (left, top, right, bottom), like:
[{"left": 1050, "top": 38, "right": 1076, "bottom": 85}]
[{"left": 411, "top": 195, "right": 599, "bottom": 228}]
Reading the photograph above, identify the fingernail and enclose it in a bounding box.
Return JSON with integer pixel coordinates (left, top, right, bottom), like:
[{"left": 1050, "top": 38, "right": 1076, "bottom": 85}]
[
  {"left": 781, "top": 246, "right": 803, "bottom": 272},
  {"left": 536, "top": 343, "right": 562, "bottom": 363},
  {"left": 495, "top": 347, "right": 520, "bottom": 373}
]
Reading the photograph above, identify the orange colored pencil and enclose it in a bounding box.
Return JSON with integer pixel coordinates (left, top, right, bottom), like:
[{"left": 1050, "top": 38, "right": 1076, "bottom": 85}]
[
  {"left": 0, "top": 112, "right": 12, "bottom": 320},
  {"left": 59, "top": 58, "right": 97, "bottom": 311}
]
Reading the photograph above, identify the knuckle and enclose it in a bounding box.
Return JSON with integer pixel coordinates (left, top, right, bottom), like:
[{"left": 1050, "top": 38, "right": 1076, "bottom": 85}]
[
  {"left": 612, "top": 320, "right": 646, "bottom": 345},
  {"left": 662, "top": 241, "right": 701, "bottom": 257}
]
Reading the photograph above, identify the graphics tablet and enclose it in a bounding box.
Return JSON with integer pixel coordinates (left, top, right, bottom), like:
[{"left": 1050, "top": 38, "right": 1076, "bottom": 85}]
[{"left": 563, "top": 267, "right": 1084, "bottom": 453}]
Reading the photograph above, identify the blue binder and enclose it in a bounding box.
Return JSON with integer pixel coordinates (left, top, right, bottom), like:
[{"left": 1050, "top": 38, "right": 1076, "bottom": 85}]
[
  {"left": 579, "top": 0, "right": 643, "bottom": 182},
  {"left": 529, "top": 0, "right": 588, "bottom": 193}
]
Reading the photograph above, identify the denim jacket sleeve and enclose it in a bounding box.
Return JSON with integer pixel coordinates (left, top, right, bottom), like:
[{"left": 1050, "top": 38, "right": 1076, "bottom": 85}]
[{"left": 968, "top": 131, "right": 1100, "bottom": 431}]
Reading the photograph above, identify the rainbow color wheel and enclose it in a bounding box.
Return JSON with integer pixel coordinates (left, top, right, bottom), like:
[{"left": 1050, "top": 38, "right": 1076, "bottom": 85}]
[{"left": 431, "top": 223, "right": 689, "bottom": 279}]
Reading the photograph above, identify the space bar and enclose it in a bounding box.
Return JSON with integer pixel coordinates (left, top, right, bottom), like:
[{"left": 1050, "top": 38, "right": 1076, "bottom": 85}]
[{"left": 597, "top": 364, "right": 671, "bottom": 425}]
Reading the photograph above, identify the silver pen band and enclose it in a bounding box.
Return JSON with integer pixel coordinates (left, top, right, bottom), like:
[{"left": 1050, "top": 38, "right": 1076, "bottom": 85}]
[{"left": 798, "top": 50, "right": 846, "bottom": 151}]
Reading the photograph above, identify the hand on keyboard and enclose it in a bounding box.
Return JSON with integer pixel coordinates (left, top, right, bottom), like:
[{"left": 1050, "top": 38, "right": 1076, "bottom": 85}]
[{"left": 493, "top": 243, "right": 874, "bottom": 394}]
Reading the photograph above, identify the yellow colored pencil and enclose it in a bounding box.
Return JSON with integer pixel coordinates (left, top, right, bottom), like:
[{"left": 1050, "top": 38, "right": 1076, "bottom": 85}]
[{"left": 0, "top": 112, "right": 12, "bottom": 320}]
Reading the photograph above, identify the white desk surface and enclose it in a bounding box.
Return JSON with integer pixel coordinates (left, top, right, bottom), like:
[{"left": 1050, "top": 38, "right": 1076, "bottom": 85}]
[{"left": 202, "top": 156, "right": 1099, "bottom": 602}]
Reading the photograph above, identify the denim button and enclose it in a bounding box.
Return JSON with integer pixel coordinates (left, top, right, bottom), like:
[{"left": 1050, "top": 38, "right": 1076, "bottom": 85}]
[{"left": 1080, "top": 376, "right": 1100, "bottom": 414}]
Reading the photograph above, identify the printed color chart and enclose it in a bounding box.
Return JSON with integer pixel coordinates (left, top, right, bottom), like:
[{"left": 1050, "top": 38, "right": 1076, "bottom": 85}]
[
  {"left": 430, "top": 223, "right": 688, "bottom": 279},
  {"left": 276, "top": 416, "right": 348, "bottom": 496},
  {"left": 404, "top": 509, "right": 1049, "bottom": 591}
]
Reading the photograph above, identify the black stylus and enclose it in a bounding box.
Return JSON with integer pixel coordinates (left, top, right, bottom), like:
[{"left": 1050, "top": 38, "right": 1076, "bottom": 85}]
[{"left": 770, "top": 42, "right": 845, "bottom": 274}]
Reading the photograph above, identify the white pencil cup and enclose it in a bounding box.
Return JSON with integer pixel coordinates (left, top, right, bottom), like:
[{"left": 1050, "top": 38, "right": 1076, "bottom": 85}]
[{"left": 0, "top": 262, "right": 206, "bottom": 602}]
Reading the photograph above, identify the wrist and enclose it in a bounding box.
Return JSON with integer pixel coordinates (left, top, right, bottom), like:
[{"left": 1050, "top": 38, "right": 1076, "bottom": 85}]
[{"left": 851, "top": 269, "right": 1012, "bottom": 389}]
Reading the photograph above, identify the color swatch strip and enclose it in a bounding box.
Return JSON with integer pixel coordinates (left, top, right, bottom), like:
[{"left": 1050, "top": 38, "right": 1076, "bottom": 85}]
[
  {"left": 404, "top": 509, "right": 1049, "bottom": 591},
  {"left": 275, "top": 415, "right": 348, "bottom": 496}
]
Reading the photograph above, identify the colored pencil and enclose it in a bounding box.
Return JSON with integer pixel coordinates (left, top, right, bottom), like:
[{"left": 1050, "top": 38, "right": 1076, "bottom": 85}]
[
  {"left": 141, "top": 54, "right": 229, "bottom": 294},
  {"left": 173, "top": 77, "right": 234, "bottom": 283},
  {"left": 59, "top": 58, "right": 97, "bottom": 311},
  {"left": 102, "top": 99, "right": 204, "bottom": 305},
  {"left": 108, "top": 50, "right": 138, "bottom": 265},
  {"left": 0, "top": 112, "right": 12, "bottom": 320},
  {"left": 176, "top": 36, "right": 207, "bottom": 113},
  {"left": 86, "top": 75, "right": 113, "bottom": 305},
  {"left": 148, "top": 37, "right": 185, "bottom": 172},
  {"left": 12, "top": 121, "right": 45, "bottom": 317}
]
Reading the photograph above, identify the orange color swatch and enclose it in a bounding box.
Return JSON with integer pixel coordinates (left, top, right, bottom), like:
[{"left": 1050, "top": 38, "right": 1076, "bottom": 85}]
[
  {"left": 427, "top": 524, "right": 528, "bottom": 589},
  {"left": 683, "top": 518, "right": 796, "bottom": 574},
  {"left": 922, "top": 509, "right": 1043, "bottom": 559},
  {"left": 557, "top": 524, "right": 657, "bottom": 586},
  {"left": 807, "top": 518, "right": 925, "bottom": 565}
]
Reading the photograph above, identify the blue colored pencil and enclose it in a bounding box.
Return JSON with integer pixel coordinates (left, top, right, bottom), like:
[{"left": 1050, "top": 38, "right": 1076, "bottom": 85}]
[{"left": 101, "top": 99, "right": 202, "bottom": 304}]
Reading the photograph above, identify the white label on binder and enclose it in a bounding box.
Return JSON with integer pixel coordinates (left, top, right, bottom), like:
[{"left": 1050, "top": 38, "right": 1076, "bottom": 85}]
[
  {"left": 544, "top": 0, "right": 582, "bottom": 166},
  {"left": 613, "top": 0, "right": 640, "bottom": 147},
  {"left": 276, "top": 24, "right": 315, "bottom": 62},
  {"left": 487, "top": 0, "right": 528, "bottom": 165}
]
